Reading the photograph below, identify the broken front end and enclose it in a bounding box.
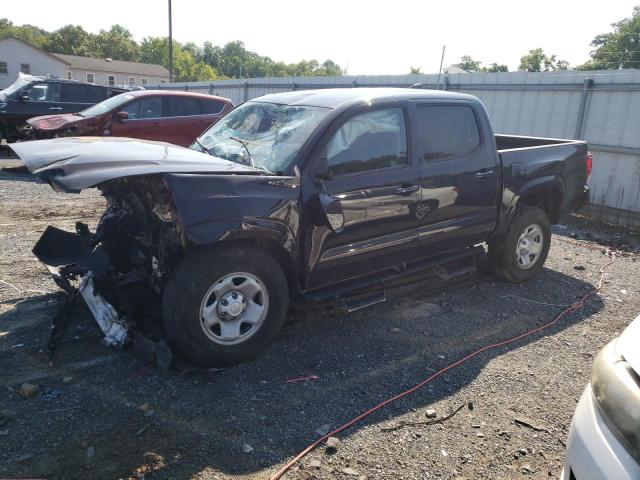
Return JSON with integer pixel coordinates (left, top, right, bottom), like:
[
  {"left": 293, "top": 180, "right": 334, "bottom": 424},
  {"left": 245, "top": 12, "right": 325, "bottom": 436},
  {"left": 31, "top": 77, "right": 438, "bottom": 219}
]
[{"left": 33, "top": 176, "right": 186, "bottom": 353}]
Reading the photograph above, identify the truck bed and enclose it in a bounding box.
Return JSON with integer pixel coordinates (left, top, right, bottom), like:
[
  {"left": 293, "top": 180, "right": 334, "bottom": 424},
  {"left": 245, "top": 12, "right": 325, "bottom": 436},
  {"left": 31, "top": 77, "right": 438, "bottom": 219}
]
[
  {"left": 495, "top": 134, "right": 589, "bottom": 218},
  {"left": 495, "top": 133, "right": 584, "bottom": 152}
]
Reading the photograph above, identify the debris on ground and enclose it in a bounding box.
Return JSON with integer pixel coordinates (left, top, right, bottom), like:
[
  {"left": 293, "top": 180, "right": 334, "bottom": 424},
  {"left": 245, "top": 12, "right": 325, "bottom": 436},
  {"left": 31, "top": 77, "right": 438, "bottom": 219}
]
[
  {"left": 325, "top": 436, "right": 340, "bottom": 451},
  {"left": 241, "top": 444, "right": 254, "bottom": 454},
  {"left": 425, "top": 409, "right": 437, "bottom": 418},
  {"left": 514, "top": 416, "right": 551, "bottom": 433},
  {"left": 18, "top": 383, "right": 40, "bottom": 399}
]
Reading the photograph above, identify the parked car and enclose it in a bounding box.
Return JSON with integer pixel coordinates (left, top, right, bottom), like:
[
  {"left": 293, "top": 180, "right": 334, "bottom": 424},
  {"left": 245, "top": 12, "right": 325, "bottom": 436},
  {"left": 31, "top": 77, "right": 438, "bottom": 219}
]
[
  {"left": 12, "top": 88, "right": 591, "bottom": 367},
  {"left": 562, "top": 314, "right": 640, "bottom": 480},
  {"left": 0, "top": 73, "right": 129, "bottom": 142},
  {"left": 25, "top": 90, "right": 234, "bottom": 147}
]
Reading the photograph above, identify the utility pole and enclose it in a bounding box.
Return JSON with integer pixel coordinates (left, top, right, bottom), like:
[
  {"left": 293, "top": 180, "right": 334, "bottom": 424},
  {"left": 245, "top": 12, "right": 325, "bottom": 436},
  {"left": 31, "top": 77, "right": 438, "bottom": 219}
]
[
  {"left": 436, "top": 45, "right": 446, "bottom": 89},
  {"left": 168, "top": 0, "right": 173, "bottom": 82}
]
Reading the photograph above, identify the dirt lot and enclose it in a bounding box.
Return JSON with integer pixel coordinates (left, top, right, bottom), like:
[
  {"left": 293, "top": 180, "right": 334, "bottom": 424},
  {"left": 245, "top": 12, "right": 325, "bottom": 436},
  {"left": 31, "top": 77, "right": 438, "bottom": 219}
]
[{"left": 1, "top": 161, "right": 639, "bottom": 480}]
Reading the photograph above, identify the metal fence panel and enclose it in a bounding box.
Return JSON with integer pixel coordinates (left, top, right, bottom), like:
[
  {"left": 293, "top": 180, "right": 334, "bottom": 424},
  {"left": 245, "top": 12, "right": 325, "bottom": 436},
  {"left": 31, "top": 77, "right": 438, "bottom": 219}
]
[{"left": 150, "top": 70, "right": 640, "bottom": 228}]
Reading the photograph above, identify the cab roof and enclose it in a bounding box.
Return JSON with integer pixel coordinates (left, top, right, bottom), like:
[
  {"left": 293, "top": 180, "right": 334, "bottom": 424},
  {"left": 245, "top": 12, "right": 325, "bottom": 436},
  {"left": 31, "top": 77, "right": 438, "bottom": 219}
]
[{"left": 252, "top": 88, "right": 478, "bottom": 109}]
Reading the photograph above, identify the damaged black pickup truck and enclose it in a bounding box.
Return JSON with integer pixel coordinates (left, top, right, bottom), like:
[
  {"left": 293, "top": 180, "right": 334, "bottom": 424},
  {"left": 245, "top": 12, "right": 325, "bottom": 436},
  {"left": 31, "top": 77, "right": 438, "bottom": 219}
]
[{"left": 12, "top": 88, "right": 591, "bottom": 367}]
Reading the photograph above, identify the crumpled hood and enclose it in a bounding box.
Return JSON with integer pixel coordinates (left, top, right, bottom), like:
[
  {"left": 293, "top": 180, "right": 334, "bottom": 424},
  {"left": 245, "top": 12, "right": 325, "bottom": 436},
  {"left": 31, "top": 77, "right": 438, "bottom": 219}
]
[
  {"left": 27, "top": 113, "right": 80, "bottom": 131},
  {"left": 617, "top": 313, "right": 640, "bottom": 376},
  {"left": 11, "top": 136, "right": 260, "bottom": 193}
]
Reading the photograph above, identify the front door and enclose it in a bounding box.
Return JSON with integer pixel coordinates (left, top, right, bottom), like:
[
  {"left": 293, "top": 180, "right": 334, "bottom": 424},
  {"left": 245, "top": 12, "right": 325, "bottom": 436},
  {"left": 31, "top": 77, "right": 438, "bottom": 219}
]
[
  {"left": 110, "top": 96, "right": 167, "bottom": 142},
  {"left": 303, "top": 105, "right": 424, "bottom": 290}
]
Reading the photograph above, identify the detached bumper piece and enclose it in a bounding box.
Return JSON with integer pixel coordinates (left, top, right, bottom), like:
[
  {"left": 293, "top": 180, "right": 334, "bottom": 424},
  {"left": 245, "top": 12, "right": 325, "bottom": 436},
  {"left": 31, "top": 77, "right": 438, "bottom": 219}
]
[
  {"left": 79, "top": 273, "right": 128, "bottom": 347},
  {"left": 33, "top": 225, "right": 130, "bottom": 358}
]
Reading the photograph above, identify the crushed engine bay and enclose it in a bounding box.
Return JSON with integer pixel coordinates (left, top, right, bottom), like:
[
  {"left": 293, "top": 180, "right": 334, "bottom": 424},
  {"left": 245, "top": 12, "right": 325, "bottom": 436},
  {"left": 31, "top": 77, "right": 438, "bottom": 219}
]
[{"left": 33, "top": 175, "right": 186, "bottom": 361}]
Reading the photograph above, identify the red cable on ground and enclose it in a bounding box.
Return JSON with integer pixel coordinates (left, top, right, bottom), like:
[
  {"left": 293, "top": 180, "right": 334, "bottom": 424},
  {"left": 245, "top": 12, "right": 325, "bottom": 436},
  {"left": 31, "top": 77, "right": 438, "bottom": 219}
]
[{"left": 270, "top": 252, "right": 616, "bottom": 480}]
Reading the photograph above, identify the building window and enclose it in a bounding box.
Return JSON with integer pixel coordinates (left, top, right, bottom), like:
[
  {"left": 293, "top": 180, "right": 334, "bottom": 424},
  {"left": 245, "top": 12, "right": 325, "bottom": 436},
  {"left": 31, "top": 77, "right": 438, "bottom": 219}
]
[
  {"left": 86, "top": 73, "right": 94, "bottom": 83},
  {"left": 20, "top": 63, "right": 30, "bottom": 74},
  {"left": 160, "top": 80, "right": 166, "bottom": 84},
  {"left": 128, "top": 76, "right": 136, "bottom": 85},
  {"left": 141, "top": 78, "right": 148, "bottom": 85},
  {"left": 67, "top": 71, "right": 72, "bottom": 80},
  {"left": 108, "top": 75, "right": 115, "bottom": 86},
  {"left": 0, "top": 61, "right": 7, "bottom": 74}
]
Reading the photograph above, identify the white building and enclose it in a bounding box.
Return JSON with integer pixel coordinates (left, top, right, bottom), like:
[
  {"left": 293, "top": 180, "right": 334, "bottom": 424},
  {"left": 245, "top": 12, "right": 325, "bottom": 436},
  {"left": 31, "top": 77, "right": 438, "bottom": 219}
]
[{"left": 0, "top": 36, "right": 169, "bottom": 89}]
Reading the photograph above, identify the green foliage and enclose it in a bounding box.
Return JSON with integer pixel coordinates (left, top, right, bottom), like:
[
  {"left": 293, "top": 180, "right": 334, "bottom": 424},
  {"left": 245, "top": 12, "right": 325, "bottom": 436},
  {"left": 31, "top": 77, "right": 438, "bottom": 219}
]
[
  {"left": 43, "top": 25, "right": 97, "bottom": 56},
  {"left": 94, "top": 25, "right": 140, "bottom": 62},
  {"left": 0, "top": 18, "right": 344, "bottom": 81},
  {"left": 409, "top": 66, "right": 422, "bottom": 74},
  {"left": 578, "top": 6, "right": 640, "bottom": 70},
  {"left": 453, "top": 56, "right": 509, "bottom": 73},
  {"left": 0, "top": 18, "right": 49, "bottom": 48},
  {"left": 482, "top": 63, "right": 509, "bottom": 73},
  {"left": 518, "top": 48, "right": 569, "bottom": 72},
  {"left": 456, "top": 55, "right": 482, "bottom": 72}
]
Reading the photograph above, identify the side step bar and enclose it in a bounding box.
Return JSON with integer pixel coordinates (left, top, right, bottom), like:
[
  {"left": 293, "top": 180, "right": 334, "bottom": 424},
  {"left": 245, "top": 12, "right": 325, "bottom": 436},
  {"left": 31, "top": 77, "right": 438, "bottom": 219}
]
[{"left": 305, "top": 245, "right": 485, "bottom": 305}]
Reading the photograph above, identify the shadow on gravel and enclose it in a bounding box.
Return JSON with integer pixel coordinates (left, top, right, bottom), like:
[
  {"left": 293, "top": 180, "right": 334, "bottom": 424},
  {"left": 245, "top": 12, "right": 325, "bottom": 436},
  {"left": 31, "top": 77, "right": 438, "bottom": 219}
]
[
  {"left": 0, "top": 266, "right": 603, "bottom": 479},
  {"left": 0, "top": 167, "right": 43, "bottom": 184}
]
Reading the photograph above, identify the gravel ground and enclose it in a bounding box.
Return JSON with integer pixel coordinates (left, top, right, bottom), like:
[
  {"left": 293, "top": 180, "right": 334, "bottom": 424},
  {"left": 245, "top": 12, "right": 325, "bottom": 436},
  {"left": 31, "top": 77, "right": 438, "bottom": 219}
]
[{"left": 0, "top": 161, "right": 638, "bottom": 480}]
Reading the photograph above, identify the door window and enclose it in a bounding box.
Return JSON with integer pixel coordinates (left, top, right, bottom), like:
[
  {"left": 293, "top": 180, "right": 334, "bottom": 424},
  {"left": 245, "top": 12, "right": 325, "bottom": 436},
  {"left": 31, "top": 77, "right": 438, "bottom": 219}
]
[
  {"left": 326, "top": 108, "right": 408, "bottom": 176},
  {"left": 201, "top": 99, "right": 226, "bottom": 114},
  {"left": 62, "top": 83, "right": 107, "bottom": 103},
  {"left": 120, "top": 97, "right": 163, "bottom": 119},
  {"left": 168, "top": 96, "right": 202, "bottom": 117},
  {"left": 26, "top": 82, "right": 61, "bottom": 102},
  {"left": 416, "top": 105, "right": 480, "bottom": 162}
]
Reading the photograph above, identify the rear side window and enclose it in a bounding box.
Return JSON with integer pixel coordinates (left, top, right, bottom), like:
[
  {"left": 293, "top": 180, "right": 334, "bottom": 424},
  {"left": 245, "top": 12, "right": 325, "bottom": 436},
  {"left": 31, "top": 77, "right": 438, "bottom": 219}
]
[
  {"left": 327, "top": 108, "right": 408, "bottom": 176},
  {"left": 168, "top": 96, "right": 201, "bottom": 116},
  {"left": 201, "top": 99, "right": 226, "bottom": 114},
  {"left": 417, "top": 105, "right": 480, "bottom": 161},
  {"left": 26, "top": 82, "right": 61, "bottom": 102},
  {"left": 63, "top": 83, "right": 107, "bottom": 103}
]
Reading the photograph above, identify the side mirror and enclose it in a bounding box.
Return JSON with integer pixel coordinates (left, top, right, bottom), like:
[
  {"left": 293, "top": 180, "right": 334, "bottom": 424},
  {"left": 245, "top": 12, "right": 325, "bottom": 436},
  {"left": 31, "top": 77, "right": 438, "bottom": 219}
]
[
  {"left": 116, "top": 111, "right": 129, "bottom": 121},
  {"left": 319, "top": 192, "right": 344, "bottom": 233},
  {"left": 19, "top": 92, "right": 30, "bottom": 102}
]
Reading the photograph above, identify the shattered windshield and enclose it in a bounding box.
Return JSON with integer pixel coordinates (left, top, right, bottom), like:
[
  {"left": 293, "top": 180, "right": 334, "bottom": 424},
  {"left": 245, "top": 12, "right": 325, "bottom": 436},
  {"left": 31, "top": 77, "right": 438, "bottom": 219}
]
[
  {"left": 80, "top": 93, "right": 135, "bottom": 118},
  {"left": 194, "top": 101, "right": 329, "bottom": 174}
]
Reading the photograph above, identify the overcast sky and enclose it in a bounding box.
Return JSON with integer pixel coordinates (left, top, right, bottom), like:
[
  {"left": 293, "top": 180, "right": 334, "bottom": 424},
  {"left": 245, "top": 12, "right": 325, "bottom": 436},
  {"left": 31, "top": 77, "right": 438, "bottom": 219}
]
[{"left": 5, "top": 0, "right": 638, "bottom": 74}]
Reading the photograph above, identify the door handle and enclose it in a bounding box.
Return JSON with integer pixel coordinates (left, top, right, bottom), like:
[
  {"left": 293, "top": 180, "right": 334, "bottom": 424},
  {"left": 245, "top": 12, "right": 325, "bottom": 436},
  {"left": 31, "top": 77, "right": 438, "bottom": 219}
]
[
  {"left": 49, "top": 107, "right": 63, "bottom": 111},
  {"left": 394, "top": 184, "right": 420, "bottom": 195},
  {"left": 475, "top": 170, "right": 495, "bottom": 180}
]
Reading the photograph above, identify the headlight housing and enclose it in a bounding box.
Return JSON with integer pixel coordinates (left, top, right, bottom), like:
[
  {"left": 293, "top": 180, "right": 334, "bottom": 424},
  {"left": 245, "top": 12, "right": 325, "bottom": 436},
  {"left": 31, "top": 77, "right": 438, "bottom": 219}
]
[{"left": 591, "top": 340, "right": 640, "bottom": 463}]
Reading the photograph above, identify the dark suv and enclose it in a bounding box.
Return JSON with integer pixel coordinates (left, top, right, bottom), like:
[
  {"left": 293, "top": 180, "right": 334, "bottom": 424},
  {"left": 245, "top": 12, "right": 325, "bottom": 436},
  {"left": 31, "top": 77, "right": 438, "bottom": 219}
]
[{"left": 0, "top": 74, "right": 128, "bottom": 142}]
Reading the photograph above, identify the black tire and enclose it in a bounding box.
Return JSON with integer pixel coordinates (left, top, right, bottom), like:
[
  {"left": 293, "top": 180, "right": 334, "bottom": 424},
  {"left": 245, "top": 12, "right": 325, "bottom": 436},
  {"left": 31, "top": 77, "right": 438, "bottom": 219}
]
[
  {"left": 488, "top": 206, "right": 551, "bottom": 283},
  {"left": 162, "top": 245, "right": 289, "bottom": 367}
]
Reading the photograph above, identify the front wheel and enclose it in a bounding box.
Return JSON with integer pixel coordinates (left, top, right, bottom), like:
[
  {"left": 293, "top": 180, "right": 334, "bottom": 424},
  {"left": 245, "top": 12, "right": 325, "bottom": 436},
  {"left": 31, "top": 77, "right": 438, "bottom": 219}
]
[
  {"left": 488, "top": 206, "right": 551, "bottom": 283},
  {"left": 162, "top": 246, "right": 289, "bottom": 367}
]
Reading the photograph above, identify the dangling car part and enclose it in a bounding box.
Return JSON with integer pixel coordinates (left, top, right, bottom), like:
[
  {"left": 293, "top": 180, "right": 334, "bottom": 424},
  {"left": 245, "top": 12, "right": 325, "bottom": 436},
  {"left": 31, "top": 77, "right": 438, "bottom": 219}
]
[{"left": 12, "top": 88, "right": 591, "bottom": 367}]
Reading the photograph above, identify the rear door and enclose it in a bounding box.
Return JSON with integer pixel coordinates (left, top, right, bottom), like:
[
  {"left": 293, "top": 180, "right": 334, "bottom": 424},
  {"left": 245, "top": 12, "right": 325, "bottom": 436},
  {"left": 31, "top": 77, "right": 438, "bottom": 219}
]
[
  {"left": 61, "top": 83, "right": 108, "bottom": 113},
  {"left": 303, "top": 104, "right": 425, "bottom": 289},
  {"left": 161, "top": 95, "right": 216, "bottom": 147},
  {"left": 110, "top": 96, "right": 166, "bottom": 141},
  {"left": 414, "top": 102, "right": 499, "bottom": 251}
]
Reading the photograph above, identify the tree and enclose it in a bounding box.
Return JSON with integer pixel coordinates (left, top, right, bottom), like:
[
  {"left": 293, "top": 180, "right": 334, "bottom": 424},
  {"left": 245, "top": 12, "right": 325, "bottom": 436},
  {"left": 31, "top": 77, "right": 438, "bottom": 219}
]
[
  {"left": 43, "top": 25, "right": 97, "bottom": 56},
  {"left": 578, "top": 6, "right": 640, "bottom": 70},
  {"left": 140, "top": 36, "right": 219, "bottom": 82},
  {"left": 94, "top": 25, "right": 140, "bottom": 61},
  {"left": 482, "top": 63, "right": 509, "bottom": 73},
  {"left": 519, "top": 48, "right": 569, "bottom": 72},
  {"left": 455, "top": 55, "right": 482, "bottom": 72},
  {"left": 409, "top": 66, "right": 422, "bottom": 74},
  {"left": 0, "top": 18, "right": 50, "bottom": 47}
]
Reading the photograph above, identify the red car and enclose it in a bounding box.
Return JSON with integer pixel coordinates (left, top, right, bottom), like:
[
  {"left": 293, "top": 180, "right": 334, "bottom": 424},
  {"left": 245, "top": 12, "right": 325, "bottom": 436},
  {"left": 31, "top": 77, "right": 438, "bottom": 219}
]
[{"left": 26, "top": 90, "right": 233, "bottom": 147}]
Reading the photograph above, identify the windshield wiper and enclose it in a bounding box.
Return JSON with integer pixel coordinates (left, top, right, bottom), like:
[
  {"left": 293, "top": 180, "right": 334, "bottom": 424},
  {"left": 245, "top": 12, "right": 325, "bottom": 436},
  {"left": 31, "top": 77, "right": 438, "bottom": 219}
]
[
  {"left": 194, "top": 137, "right": 208, "bottom": 153},
  {"left": 229, "top": 136, "right": 255, "bottom": 168}
]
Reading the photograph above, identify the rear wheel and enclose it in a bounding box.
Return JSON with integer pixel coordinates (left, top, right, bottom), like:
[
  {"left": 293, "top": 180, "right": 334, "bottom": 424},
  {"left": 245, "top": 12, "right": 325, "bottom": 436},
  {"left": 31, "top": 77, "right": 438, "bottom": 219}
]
[
  {"left": 162, "top": 246, "right": 289, "bottom": 366},
  {"left": 488, "top": 206, "right": 551, "bottom": 283}
]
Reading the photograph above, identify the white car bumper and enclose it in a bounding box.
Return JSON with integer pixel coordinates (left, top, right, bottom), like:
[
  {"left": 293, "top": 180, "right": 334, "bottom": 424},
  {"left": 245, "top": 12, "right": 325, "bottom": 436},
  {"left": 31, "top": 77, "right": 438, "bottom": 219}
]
[{"left": 562, "top": 384, "right": 640, "bottom": 480}]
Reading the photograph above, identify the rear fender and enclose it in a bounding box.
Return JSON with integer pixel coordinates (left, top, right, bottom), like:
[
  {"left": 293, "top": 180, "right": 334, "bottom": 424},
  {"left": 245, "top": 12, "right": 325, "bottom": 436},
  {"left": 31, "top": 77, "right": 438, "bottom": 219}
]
[{"left": 493, "top": 175, "right": 565, "bottom": 237}]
